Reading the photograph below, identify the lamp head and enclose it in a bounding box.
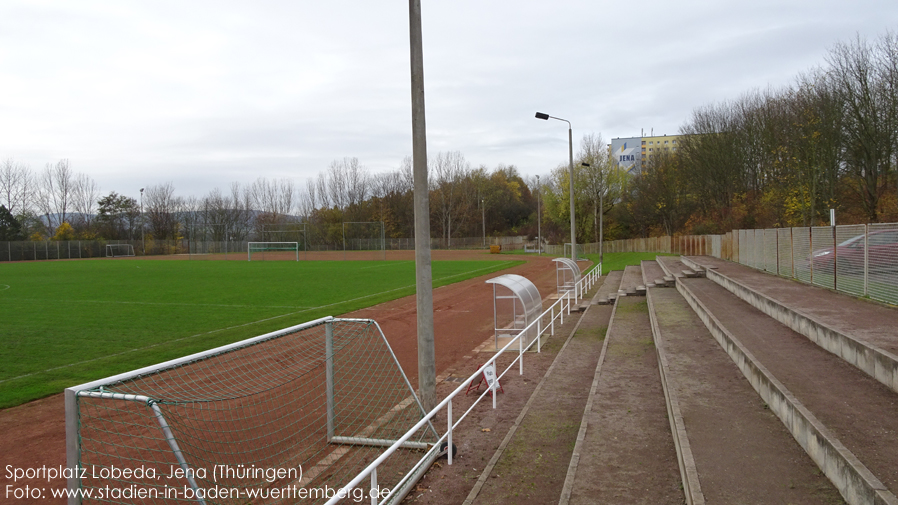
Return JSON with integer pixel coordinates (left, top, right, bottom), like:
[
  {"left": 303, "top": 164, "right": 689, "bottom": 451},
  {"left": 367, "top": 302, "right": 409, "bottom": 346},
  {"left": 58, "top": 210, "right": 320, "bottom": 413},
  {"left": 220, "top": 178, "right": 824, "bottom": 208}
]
[
  {"left": 534, "top": 112, "right": 549, "bottom": 120},
  {"left": 581, "top": 163, "right": 590, "bottom": 167}
]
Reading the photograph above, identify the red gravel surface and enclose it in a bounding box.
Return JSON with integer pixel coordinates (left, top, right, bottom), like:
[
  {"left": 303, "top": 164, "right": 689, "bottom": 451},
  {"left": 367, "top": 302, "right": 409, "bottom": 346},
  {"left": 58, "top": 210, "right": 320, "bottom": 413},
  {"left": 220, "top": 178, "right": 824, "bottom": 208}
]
[{"left": 0, "top": 250, "right": 567, "bottom": 503}]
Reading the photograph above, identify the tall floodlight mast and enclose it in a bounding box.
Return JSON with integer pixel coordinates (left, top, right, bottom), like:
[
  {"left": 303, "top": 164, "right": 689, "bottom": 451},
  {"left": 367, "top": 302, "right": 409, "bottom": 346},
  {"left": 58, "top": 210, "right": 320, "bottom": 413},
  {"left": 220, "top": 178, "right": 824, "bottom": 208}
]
[{"left": 409, "top": 0, "right": 435, "bottom": 411}]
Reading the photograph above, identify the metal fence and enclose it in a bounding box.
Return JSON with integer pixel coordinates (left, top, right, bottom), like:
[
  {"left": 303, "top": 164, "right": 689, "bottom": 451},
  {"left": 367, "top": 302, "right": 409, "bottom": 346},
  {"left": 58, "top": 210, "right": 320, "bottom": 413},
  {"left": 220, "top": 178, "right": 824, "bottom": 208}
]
[
  {"left": 733, "top": 224, "right": 898, "bottom": 305},
  {"left": 0, "top": 235, "right": 533, "bottom": 262}
]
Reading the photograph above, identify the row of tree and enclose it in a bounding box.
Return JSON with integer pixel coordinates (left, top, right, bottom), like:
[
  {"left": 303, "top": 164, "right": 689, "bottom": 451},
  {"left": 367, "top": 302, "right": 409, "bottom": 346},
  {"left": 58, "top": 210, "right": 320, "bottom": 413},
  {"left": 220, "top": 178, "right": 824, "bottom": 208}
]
[
  {"left": 618, "top": 32, "right": 898, "bottom": 237},
  {"left": 1, "top": 152, "right": 602, "bottom": 246}
]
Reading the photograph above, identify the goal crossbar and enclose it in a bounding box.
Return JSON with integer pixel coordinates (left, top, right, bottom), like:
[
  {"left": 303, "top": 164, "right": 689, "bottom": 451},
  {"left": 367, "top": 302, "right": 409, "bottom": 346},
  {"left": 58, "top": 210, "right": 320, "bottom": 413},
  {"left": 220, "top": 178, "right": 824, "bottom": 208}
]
[
  {"left": 105, "top": 244, "right": 135, "bottom": 258},
  {"left": 247, "top": 241, "right": 299, "bottom": 261}
]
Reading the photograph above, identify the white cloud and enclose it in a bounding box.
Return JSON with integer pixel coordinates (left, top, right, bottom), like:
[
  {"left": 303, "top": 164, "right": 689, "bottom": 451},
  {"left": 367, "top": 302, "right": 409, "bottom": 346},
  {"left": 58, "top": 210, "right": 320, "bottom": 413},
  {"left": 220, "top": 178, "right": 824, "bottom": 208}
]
[{"left": 2, "top": 0, "right": 897, "bottom": 199}]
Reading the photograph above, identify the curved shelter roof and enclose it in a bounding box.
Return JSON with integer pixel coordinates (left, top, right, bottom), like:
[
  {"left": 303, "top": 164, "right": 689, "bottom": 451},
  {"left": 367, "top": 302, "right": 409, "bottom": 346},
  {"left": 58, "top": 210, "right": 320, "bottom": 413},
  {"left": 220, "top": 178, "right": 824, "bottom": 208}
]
[
  {"left": 485, "top": 274, "right": 543, "bottom": 348},
  {"left": 553, "top": 257, "right": 582, "bottom": 293}
]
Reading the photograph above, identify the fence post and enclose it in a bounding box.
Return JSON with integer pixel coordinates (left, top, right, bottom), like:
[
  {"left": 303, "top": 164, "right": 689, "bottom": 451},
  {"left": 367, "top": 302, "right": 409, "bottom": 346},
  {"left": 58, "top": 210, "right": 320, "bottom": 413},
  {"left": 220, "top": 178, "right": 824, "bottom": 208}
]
[
  {"left": 325, "top": 320, "right": 335, "bottom": 442},
  {"left": 809, "top": 227, "right": 814, "bottom": 285},
  {"left": 447, "top": 399, "right": 453, "bottom": 465},
  {"left": 864, "top": 224, "right": 869, "bottom": 296},
  {"left": 832, "top": 224, "right": 838, "bottom": 291}
]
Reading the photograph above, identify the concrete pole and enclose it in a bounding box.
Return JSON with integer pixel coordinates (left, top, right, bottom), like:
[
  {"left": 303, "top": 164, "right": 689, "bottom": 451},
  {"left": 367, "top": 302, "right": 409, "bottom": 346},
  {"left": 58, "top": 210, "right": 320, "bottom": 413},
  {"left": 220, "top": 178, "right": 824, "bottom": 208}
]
[
  {"left": 599, "top": 189, "right": 603, "bottom": 268},
  {"left": 409, "top": 0, "right": 435, "bottom": 411},
  {"left": 482, "top": 199, "right": 485, "bottom": 248},
  {"left": 569, "top": 127, "right": 576, "bottom": 263},
  {"left": 537, "top": 175, "right": 541, "bottom": 256}
]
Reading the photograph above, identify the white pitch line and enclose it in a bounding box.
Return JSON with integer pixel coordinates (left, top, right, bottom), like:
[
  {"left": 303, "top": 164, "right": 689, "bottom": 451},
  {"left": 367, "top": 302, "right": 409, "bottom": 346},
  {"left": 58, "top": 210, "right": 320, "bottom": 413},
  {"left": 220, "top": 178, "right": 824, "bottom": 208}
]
[
  {"left": 0, "top": 261, "right": 516, "bottom": 385},
  {"left": 1, "top": 298, "right": 314, "bottom": 310},
  {"left": 0, "top": 285, "right": 9, "bottom": 291}
]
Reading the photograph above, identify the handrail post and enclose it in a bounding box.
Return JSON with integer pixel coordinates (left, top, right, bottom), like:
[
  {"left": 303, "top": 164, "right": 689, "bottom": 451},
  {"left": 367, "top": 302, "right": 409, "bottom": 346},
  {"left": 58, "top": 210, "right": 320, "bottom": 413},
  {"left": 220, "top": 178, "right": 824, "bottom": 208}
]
[
  {"left": 370, "top": 467, "right": 378, "bottom": 505},
  {"left": 447, "top": 399, "right": 453, "bottom": 465},
  {"left": 549, "top": 304, "right": 555, "bottom": 337},
  {"left": 492, "top": 367, "right": 497, "bottom": 409},
  {"left": 537, "top": 319, "right": 541, "bottom": 353},
  {"left": 519, "top": 333, "right": 524, "bottom": 375}
]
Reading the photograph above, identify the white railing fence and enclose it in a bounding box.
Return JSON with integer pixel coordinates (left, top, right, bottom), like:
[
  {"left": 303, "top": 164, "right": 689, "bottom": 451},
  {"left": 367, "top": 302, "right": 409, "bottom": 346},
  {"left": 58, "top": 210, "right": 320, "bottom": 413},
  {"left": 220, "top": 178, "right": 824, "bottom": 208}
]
[{"left": 325, "top": 266, "right": 601, "bottom": 505}]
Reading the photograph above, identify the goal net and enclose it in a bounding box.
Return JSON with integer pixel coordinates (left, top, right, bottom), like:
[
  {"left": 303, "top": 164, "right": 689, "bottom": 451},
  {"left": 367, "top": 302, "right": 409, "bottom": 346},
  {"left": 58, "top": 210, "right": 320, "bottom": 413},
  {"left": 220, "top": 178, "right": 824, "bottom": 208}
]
[
  {"left": 105, "top": 244, "right": 135, "bottom": 258},
  {"left": 248, "top": 241, "right": 299, "bottom": 261},
  {"left": 342, "top": 221, "right": 385, "bottom": 260},
  {"left": 66, "top": 317, "right": 438, "bottom": 504},
  {"left": 563, "top": 243, "right": 586, "bottom": 261}
]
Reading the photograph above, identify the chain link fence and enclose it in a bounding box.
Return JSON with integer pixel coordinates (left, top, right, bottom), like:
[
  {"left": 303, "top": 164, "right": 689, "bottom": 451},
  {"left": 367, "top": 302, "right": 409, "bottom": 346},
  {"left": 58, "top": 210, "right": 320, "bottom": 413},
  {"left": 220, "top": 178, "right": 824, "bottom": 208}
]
[{"left": 0, "top": 235, "right": 534, "bottom": 262}]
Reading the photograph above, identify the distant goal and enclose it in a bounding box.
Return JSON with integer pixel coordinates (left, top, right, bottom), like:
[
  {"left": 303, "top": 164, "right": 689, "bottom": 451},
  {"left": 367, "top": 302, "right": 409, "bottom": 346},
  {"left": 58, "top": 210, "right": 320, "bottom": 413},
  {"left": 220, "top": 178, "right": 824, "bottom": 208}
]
[
  {"left": 105, "top": 244, "right": 135, "bottom": 258},
  {"left": 342, "top": 221, "right": 386, "bottom": 260},
  {"left": 248, "top": 241, "right": 299, "bottom": 261}
]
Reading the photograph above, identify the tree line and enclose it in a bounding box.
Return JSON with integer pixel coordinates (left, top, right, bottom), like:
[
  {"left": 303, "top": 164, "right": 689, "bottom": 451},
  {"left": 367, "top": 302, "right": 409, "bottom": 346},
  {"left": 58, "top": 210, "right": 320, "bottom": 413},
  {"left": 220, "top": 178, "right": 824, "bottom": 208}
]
[
  {"left": 1, "top": 153, "right": 596, "bottom": 247},
  {"left": 6, "top": 31, "right": 895, "bottom": 246},
  {"left": 617, "top": 31, "right": 898, "bottom": 238}
]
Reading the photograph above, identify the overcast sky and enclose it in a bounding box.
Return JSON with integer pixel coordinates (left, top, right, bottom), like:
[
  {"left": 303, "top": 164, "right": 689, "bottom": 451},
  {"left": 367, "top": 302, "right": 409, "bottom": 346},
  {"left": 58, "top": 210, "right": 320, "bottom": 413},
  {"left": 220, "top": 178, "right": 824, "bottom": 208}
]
[{"left": 2, "top": 1, "right": 898, "bottom": 201}]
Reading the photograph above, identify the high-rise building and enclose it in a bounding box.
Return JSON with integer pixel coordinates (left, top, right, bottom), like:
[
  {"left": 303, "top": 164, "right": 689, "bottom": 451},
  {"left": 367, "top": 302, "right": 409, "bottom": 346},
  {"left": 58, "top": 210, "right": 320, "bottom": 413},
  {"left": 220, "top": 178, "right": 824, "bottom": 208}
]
[{"left": 610, "top": 133, "right": 684, "bottom": 175}]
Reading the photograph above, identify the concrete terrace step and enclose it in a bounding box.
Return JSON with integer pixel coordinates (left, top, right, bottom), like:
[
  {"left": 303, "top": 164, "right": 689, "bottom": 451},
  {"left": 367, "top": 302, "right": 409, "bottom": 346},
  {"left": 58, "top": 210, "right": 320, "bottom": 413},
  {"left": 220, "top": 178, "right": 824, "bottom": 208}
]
[
  {"left": 618, "top": 264, "right": 645, "bottom": 297},
  {"left": 648, "top": 287, "right": 841, "bottom": 504},
  {"left": 592, "top": 270, "right": 623, "bottom": 306},
  {"left": 560, "top": 295, "right": 681, "bottom": 505},
  {"left": 641, "top": 259, "right": 671, "bottom": 288},
  {"left": 465, "top": 301, "right": 614, "bottom": 505},
  {"left": 682, "top": 255, "right": 898, "bottom": 396},
  {"left": 676, "top": 275, "right": 898, "bottom": 505}
]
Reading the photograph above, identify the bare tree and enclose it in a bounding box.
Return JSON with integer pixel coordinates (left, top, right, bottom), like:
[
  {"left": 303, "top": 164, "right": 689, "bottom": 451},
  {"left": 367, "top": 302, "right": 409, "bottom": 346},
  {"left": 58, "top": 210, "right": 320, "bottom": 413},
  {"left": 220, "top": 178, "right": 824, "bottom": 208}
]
[
  {"left": 432, "top": 151, "right": 469, "bottom": 246},
  {"left": 71, "top": 172, "right": 100, "bottom": 233},
  {"left": 826, "top": 33, "right": 898, "bottom": 222},
  {"left": 144, "top": 182, "right": 179, "bottom": 240},
  {"left": 577, "top": 134, "right": 620, "bottom": 242},
  {"left": 0, "top": 159, "right": 34, "bottom": 217},
  {"left": 37, "top": 159, "right": 75, "bottom": 230}
]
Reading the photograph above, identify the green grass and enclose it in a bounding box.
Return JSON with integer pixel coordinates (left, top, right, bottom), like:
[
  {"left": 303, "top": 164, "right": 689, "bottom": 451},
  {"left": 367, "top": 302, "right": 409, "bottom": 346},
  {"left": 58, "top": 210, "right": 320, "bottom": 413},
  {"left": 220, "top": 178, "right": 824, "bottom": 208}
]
[
  {"left": 0, "top": 258, "right": 521, "bottom": 408},
  {"left": 582, "top": 251, "right": 676, "bottom": 275}
]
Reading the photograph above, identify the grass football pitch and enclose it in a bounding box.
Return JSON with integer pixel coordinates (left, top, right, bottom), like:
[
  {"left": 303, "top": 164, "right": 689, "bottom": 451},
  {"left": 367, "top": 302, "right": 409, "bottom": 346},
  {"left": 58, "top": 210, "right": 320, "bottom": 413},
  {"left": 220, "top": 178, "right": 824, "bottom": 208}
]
[{"left": 0, "top": 258, "right": 521, "bottom": 408}]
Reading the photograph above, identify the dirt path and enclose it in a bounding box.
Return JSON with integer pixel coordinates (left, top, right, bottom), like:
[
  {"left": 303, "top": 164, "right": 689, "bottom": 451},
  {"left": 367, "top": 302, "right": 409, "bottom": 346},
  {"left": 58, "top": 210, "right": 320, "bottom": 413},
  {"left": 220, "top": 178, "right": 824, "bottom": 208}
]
[{"left": 0, "top": 251, "right": 567, "bottom": 503}]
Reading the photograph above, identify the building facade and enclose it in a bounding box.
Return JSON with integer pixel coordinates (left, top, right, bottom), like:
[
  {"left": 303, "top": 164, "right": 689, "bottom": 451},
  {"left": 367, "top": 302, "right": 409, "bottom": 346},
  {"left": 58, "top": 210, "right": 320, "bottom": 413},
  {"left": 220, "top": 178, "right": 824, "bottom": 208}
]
[{"left": 610, "top": 133, "right": 684, "bottom": 175}]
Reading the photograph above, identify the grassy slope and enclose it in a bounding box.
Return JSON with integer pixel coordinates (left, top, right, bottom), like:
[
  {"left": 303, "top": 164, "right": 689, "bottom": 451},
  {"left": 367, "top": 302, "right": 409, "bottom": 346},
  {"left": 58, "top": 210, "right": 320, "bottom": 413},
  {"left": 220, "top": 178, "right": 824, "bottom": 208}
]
[
  {"left": 0, "top": 259, "right": 520, "bottom": 408},
  {"left": 583, "top": 251, "right": 676, "bottom": 275}
]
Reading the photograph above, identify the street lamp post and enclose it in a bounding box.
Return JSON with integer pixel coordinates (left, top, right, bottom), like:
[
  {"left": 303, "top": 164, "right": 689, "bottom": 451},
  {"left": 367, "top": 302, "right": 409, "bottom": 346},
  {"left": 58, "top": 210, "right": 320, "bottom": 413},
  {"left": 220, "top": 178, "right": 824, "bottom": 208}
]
[
  {"left": 582, "top": 163, "right": 602, "bottom": 271},
  {"left": 535, "top": 112, "right": 576, "bottom": 262},
  {"left": 482, "top": 199, "right": 485, "bottom": 248},
  {"left": 139, "top": 187, "right": 145, "bottom": 255},
  {"left": 536, "top": 175, "right": 541, "bottom": 256}
]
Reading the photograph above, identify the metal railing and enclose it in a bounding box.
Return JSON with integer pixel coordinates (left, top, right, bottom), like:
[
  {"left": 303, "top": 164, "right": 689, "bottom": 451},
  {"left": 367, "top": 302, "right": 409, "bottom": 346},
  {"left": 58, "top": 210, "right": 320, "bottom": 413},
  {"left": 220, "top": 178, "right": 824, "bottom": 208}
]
[
  {"left": 325, "top": 266, "right": 601, "bottom": 505},
  {"left": 733, "top": 223, "right": 898, "bottom": 306}
]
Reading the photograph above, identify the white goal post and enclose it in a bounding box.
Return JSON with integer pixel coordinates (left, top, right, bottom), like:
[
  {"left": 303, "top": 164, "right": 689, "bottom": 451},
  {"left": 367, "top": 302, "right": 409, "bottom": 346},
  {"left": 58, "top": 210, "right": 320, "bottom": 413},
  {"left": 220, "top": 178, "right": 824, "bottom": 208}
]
[
  {"left": 105, "top": 244, "right": 135, "bottom": 258},
  {"left": 247, "top": 241, "right": 299, "bottom": 261},
  {"left": 65, "top": 316, "right": 438, "bottom": 505}
]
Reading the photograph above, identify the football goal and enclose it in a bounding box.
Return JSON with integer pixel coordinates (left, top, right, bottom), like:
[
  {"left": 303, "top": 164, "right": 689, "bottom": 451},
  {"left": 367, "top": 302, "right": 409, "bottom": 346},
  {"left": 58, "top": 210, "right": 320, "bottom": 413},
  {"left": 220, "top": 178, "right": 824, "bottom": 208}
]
[
  {"left": 66, "top": 317, "right": 438, "bottom": 504},
  {"left": 563, "top": 242, "right": 586, "bottom": 261},
  {"left": 342, "top": 221, "right": 385, "bottom": 260},
  {"left": 247, "top": 241, "right": 299, "bottom": 261},
  {"left": 105, "top": 244, "right": 135, "bottom": 258}
]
